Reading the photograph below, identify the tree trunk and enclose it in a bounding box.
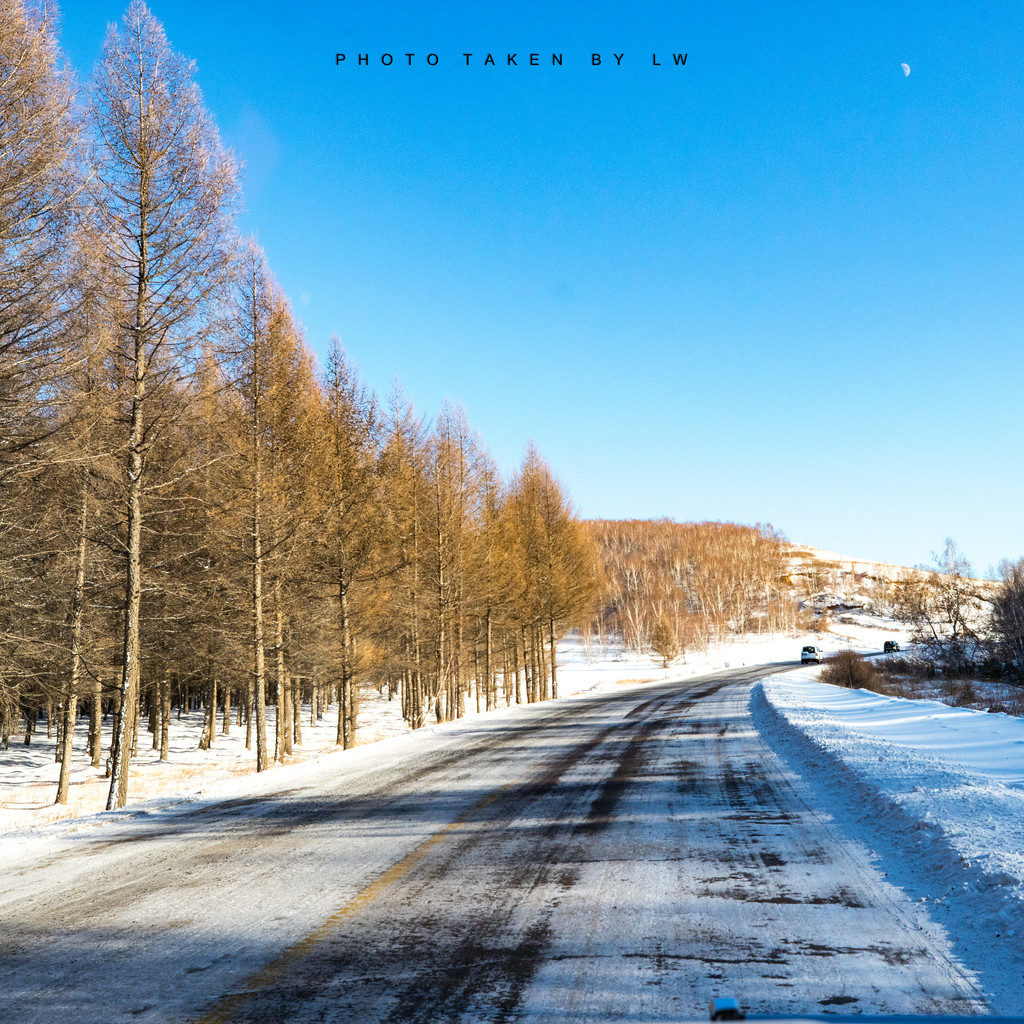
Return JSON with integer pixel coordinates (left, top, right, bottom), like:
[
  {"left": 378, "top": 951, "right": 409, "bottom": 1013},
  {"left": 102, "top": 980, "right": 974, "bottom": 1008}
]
[
  {"left": 514, "top": 633, "right": 523, "bottom": 705},
  {"left": 159, "top": 679, "right": 170, "bottom": 761},
  {"left": 105, "top": 139, "right": 151, "bottom": 809},
  {"left": 56, "top": 476, "right": 89, "bottom": 804},
  {"left": 337, "top": 566, "right": 355, "bottom": 749},
  {"left": 199, "top": 674, "right": 216, "bottom": 749},
  {"left": 274, "top": 582, "right": 290, "bottom": 760},
  {"left": 252, "top": 465, "right": 268, "bottom": 770},
  {"left": 292, "top": 677, "right": 302, "bottom": 747},
  {"left": 548, "top": 614, "right": 558, "bottom": 700},
  {"left": 89, "top": 678, "right": 102, "bottom": 768},
  {"left": 244, "top": 680, "right": 252, "bottom": 750},
  {"left": 148, "top": 684, "right": 158, "bottom": 748},
  {"left": 484, "top": 609, "right": 492, "bottom": 712},
  {"left": 130, "top": 689, "right": 140, "bottom": 757}
]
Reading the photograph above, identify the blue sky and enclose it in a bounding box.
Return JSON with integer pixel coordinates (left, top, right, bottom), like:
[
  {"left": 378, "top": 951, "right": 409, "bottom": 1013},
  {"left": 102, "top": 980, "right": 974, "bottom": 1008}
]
[{"left": 56, "top": 1, "right": 1024, "bottom": 574}]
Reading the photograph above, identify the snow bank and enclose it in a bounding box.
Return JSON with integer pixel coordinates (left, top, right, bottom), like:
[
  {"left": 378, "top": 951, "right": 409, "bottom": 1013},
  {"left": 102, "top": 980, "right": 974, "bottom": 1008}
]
[{"left": 753, "top": 671, "right": 1024, "bottom": 939}]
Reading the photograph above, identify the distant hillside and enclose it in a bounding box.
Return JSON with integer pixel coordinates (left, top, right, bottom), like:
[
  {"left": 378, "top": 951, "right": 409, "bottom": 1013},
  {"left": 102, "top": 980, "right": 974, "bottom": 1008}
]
[
  {"left": 786, "top": 544, "right": 998, "bottom": 619},
  {"left": 585, "top": 519, "right": 797, "bottom": 653},
  {"left": 584, "top": 521, "right": 998, "bottom": 658}
]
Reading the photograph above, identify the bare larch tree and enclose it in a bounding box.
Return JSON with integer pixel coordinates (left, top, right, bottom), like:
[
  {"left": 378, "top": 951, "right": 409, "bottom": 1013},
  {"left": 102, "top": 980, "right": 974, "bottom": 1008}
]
[{"left": 87, "top": 0, "right": 238, "bottom": 808}]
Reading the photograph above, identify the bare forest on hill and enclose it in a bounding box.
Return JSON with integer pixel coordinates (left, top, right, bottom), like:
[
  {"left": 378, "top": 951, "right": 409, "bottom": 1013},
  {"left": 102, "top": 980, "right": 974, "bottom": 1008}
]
[
  {"left": 0, "top": 0, "right": 602, "bottom": 807},
  {"left": 585, "top": 519, "right": 798, "bottom": 658}
]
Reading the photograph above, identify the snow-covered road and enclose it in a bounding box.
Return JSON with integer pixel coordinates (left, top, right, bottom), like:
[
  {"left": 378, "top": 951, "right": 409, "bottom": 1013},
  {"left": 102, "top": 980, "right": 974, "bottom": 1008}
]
[{"left": 0, "top": 665, "right": 999, "bottom": 1023}]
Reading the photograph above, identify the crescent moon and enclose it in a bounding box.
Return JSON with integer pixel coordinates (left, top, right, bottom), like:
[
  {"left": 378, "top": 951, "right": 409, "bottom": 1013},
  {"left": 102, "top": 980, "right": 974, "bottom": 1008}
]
[{"left": 901, "top": 63, "right": 910, "bottom": 77}]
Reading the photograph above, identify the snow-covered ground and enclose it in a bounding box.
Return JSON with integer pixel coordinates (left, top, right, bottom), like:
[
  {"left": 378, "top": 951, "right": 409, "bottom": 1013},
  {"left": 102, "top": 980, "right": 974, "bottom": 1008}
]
[
  {"left": 753, "top": 667, "right": 1024, "bottom": 979},
  {"left": 0, "top": 627, "right": 856, "bottom": 832},
  {"left": 5, "top": 611, "right": 1016, "bottom": 852}
]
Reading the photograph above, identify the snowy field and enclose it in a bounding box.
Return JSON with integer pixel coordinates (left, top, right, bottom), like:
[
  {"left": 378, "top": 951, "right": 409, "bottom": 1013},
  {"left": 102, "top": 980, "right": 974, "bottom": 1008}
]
[{"left": 754, "top": 669, "right": 1024, "bottom": 932}]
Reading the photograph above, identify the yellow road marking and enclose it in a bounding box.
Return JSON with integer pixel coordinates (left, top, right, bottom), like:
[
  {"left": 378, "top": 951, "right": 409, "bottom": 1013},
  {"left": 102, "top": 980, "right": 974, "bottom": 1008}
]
[{"left": 192, "top": 774, "right": 523, "bottom": 1024}]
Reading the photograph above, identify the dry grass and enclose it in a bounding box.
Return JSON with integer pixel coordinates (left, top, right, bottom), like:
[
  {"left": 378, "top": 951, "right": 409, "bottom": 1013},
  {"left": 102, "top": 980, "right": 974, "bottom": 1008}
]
[
  {"left": 846, "top": 654, "right": 1024, "bottom": 716},
  {"left": 820, "top": 649, "right": 880, "bottom": 689}
]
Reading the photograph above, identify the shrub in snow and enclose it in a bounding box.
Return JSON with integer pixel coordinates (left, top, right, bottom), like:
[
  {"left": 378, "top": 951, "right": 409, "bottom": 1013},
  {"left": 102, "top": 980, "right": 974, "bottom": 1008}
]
[{"left": 820, "top": 649, "right": 880, "bottom": 690}]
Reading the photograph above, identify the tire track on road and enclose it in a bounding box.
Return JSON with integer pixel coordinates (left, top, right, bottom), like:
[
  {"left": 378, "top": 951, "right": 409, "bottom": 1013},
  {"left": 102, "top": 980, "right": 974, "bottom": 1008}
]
[{"left": 194, "top": 680, "right": 729, "bottom": 1023}]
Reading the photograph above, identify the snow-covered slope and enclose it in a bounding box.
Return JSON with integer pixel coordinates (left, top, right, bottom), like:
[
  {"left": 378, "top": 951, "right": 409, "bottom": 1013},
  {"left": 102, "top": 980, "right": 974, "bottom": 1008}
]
[
  {"left": 786, "top": 543, "right": 1000, "bottom": 616},
  {"left": 754, "top": 669, "right": 1024, "bottom": 999}
]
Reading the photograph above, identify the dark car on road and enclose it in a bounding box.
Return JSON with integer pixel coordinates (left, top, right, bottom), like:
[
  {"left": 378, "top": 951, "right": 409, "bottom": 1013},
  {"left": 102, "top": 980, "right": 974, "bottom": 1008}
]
[{"left": 883, "top": 641, "right": 901, "bottom": 653}]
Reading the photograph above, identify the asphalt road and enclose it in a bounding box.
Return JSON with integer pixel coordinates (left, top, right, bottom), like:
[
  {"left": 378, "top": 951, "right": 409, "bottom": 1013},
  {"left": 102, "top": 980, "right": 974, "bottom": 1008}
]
[{"left": 0, "top": 665, "right": 987, "bottom": 1023}]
